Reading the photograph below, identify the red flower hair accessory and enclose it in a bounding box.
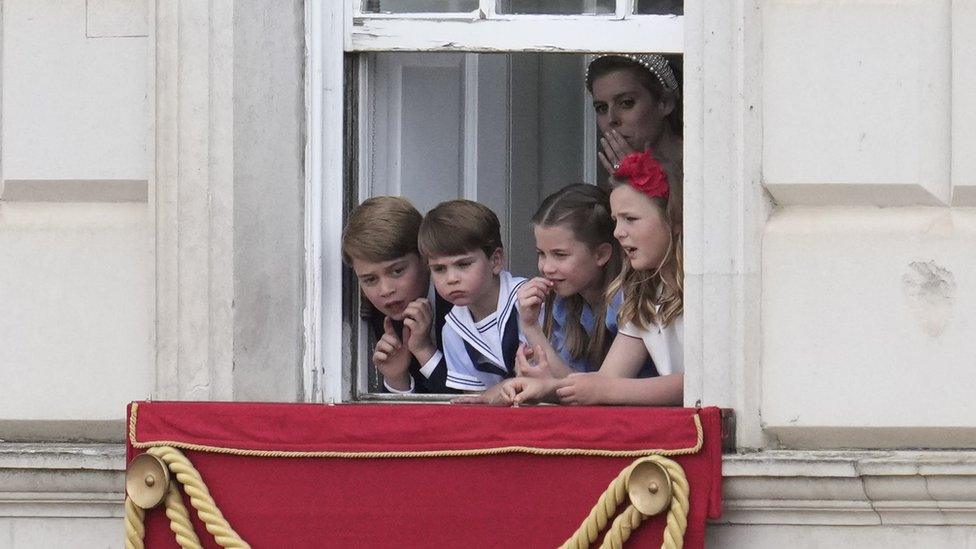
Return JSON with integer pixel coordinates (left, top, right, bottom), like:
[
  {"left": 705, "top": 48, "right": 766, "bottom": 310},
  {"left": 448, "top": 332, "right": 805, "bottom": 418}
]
[{"left": 613, "top": 150, "right": 669, "bottom": 199}]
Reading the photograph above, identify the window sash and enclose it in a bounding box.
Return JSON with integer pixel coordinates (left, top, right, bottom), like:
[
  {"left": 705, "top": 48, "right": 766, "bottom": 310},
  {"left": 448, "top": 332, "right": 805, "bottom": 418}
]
[
  {"left": 325, "top": 1, "right": 686, "bottom": 400},
  {"left": 345, "top": 0, "right": 682, "bottom": 53},
  {"left": 352, "top": 0, "right": 639, "bottom": 18}
]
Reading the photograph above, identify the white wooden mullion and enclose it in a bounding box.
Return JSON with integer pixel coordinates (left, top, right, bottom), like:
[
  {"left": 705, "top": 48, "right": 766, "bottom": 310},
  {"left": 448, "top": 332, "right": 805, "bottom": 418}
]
[
  {"left": 347, "top": 17, "right": 682, "bottom": 53},
  {"left": 355, "top": 55, "right": 373, "bottom": 397},
  {"left": 583, "top": 94, "right": 598, "bottom": 185},
  {"left": 343, "top": 0, "right": 356, "bottom": 51},
  {"left": 389, "top": 61, "right": 404, "bottom": 195},
  {"left": 358, "top": 55, "right": 373, "bottom": 202},
  {"left": 462, "top": 54, "right": 480, "bottom": 200},
  {"left": 616, "top": 0, "right": 635, "bottom": 19},
  {"left": 479, "top": 0, "right": 496, "bottom": 18}
]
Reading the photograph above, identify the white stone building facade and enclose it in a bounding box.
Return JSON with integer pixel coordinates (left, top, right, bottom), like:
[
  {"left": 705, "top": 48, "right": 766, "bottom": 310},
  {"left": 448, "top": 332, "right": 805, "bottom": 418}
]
[{"left": 2, "top": 1, "right": 975, "bottom": 547}]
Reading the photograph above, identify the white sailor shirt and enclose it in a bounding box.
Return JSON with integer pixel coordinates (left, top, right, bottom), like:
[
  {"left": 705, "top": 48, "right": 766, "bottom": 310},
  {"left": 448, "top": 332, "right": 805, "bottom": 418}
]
[{"left": 442, "top": 270, "right": 527, "bottom": 391}]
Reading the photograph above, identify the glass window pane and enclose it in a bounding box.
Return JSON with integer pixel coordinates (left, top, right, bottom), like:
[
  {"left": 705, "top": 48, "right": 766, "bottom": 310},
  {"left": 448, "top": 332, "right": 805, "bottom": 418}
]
[
  {"left": 353, "top": 51, "right": 684, "bottom": 396},
  {"left": 362, "top": 0, "right": 478, "bottom": 13},
  {"left": 635, "top": 0, "right": 683, "bottom": 15},
  {"left": 496, "top": 0, "right": 614, "bottom": 15}
]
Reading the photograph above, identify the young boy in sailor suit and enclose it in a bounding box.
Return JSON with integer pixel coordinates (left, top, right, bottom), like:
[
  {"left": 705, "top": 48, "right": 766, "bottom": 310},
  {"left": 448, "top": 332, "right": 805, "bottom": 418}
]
[
  {"left": 417, "top": 199, "right": 527, "bottom": 392},
  {"left": 341, "top": 196, "right": 456, "bottom": 394}
]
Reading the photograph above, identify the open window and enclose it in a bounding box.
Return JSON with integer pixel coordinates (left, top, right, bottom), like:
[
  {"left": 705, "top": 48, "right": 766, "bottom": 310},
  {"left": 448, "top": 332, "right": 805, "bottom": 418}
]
[{"left": 313, "top": 0, "right": 685, "bottom": 400}]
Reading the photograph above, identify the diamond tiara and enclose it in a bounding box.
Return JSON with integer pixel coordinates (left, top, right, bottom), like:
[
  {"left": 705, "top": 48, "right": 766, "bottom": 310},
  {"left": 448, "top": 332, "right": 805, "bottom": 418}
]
[{"left": 586, "top": 54, "right": 679, "bottom": 93}]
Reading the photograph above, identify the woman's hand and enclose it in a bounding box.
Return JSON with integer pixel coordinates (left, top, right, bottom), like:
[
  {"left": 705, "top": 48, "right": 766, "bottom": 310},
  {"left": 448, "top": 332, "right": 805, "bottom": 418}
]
[
  {"left": 513, "top": 343, "right": 555, "bottom": 380},
  {"left": 599, "top": 130, "right": 650, "bottom": 174},
  {"left": 555, "top": 372, "right": 615, "bottom": 405},
  {"left": 517, "top": 277, "right": 553, "bottom": 329}
]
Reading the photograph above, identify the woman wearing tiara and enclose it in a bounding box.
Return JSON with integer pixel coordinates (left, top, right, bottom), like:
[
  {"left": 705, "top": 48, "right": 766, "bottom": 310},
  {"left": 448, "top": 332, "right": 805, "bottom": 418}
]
[{"left": 585, "top": 53, "right": 682, "bottom": 179}]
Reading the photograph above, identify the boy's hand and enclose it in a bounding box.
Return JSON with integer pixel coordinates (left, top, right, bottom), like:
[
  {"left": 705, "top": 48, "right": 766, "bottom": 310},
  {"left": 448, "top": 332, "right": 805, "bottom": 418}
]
[
  {"left": 514, "top": 343, "right": 555, "bottom": 380},
  {"left": 517, "top": 277, "right": 553, "bottom": 328},
  {"left": 401, "top": 298, "right": 436, "bottom": 364},
  {"left": 555, "top": 372, "right": 613, "bottom": 406},
  {"left": 373, "top": 317, "right": 412, "bottom": 391}
]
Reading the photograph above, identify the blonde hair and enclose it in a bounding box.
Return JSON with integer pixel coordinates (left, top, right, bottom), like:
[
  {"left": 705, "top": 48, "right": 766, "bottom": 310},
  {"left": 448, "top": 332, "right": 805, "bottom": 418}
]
[
  {"left": 533, "top": 184, "right": 621, "bottom": 370},
  {"left": 341, "top": 196, "right": 422, "bottom": 265},
  {"left": 606, "top": 149, "right": 683, "bottom": 329},
  {"left": 418, "top": 200, "right": 502, "bottom": 259}
]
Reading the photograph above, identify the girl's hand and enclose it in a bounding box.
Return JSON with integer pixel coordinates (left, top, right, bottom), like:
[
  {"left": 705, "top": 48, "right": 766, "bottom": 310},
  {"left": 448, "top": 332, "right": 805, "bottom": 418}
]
[
  {"left": 510, "top": 377, "right": 560, "bottom": 406},
  {"left": 402, "top": 298, "right": 436, "bottom": 363},
  {"left": 451, "top": 379, "right": 519, "bottom": 406},
  {"left": 517, "top": 277, "right": 553, "bottom": 328},
  {"left": 373, "top": 317, "right": 411, "bottom": 391},
  {"left": 599, "top": 130, "right": 650, "bottom": 174},
  {"left": 514, "top": 343, "right": 555, "bottom": 380},
  {"left": 555, "top": 372, "right": 614, "bottom": 405}
]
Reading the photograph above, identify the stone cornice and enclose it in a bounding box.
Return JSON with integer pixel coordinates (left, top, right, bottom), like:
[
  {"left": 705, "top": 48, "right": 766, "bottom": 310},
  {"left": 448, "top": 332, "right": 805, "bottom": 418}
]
[
  {"left": 720, "top": 450, "right": 976, "bottom": 526},
  {"left": 0, "top": 443, "right": 124, "bottom": 518},
  {"left": 4, "top": 444, "right": 976, "bottom": 525}
]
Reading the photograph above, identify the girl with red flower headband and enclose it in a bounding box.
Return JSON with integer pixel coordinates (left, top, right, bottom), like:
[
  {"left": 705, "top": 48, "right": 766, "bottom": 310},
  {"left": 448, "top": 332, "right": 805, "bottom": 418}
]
[{"left": 491, "top": 148, "right": 683, "bottom": 406}]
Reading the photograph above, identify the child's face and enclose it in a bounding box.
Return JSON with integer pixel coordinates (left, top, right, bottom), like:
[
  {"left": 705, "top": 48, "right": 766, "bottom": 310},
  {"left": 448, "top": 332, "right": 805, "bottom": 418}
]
[
  {"left": 533, "top": 224, "right": 611, "bottom": 299},
  {"left": 428, "top": 249, "right": 502, "bottom": 312},
  {"left": 351, "top": 253, "right": 429, "bottom": 321},
  {"left": 610, "top": 184, "right": 671, "bottom": 272},
  {"left": 591, "top": 69, "right": 671, "bottom": 151}
]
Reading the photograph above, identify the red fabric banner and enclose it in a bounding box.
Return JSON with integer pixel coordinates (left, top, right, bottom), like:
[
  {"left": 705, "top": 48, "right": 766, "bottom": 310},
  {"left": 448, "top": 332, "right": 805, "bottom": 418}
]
[{"left": 127, "top": 402, "right": 722, "bottom": 548}]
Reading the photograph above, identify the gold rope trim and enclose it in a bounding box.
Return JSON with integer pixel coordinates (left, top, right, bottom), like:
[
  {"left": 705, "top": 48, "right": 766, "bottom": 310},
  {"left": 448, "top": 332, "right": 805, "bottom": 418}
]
[
  {"left": 123, "top": 497, "right": 146, "bottom": 549},
  {"left": 128, "top": 402, "right": 704, "bottom": 459},
  {"left": 124, "top": 447, "right": 250, "bottom": 549},
  {"left": 561, "top": 456, "right": 690, "bottom": 549}
]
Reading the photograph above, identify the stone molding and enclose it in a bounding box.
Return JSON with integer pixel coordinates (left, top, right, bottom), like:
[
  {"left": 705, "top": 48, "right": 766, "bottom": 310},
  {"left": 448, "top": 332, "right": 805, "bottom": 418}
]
[
  {"left": 4, "top": 444, "right": 974, "bottom": 527},
  {"left": 721, "top": 450, "right": 976, "bottom": 526},
  {"left": 0, "top": 444, "right": 124, "bottom": 518}
]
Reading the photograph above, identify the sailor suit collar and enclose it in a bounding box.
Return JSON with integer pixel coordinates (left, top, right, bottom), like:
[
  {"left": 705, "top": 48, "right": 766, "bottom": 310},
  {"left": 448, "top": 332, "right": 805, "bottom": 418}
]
[{"left": 445, "top": 271, "right": 525, "bottom": 369}]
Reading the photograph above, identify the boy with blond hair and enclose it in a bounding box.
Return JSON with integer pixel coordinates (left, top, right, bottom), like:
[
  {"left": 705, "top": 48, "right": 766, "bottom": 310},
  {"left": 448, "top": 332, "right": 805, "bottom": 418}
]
[
  {"left": 418, "top": 200, "right": 527, "bottom": 391},
  {"left": 342, "top": 196, "right": 454, "bottom": 393}
]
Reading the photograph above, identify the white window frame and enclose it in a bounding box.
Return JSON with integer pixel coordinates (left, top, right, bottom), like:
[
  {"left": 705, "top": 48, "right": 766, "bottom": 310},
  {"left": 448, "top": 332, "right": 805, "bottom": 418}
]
[{"left": 305, "top": 1, "right": 763, "bottom": 444}]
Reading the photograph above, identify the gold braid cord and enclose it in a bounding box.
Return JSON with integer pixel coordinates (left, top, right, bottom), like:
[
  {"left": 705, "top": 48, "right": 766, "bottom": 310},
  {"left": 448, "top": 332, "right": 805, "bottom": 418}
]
[
  {"left": 124, "top": 497, "right": 146, "bottom": 549},
  {"left": 123, "top": 446, "right": 250, "bottom": 549},
  {"left": 163, "top": 481, "right": 203, "bottom": 549},
  {"left": 561, "top": 455, "right": 690, "bottom": 549}
]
